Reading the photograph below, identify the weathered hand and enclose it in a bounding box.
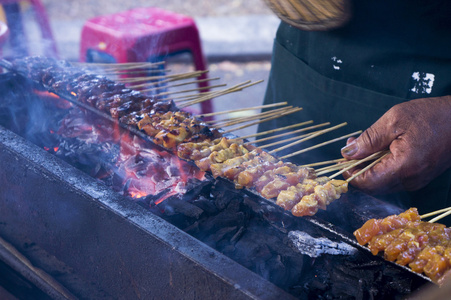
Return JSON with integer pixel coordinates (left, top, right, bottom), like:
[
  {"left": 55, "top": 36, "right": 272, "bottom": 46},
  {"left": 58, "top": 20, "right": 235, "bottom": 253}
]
[{"left": 340, "top": 96, "right": 451, "bottom": 194}]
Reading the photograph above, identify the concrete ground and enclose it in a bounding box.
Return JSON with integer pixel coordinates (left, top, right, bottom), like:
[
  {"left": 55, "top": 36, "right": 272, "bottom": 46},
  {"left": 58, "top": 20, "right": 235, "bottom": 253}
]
[{"left": 6, "top": 0, "right": 281, "bottom": 137}]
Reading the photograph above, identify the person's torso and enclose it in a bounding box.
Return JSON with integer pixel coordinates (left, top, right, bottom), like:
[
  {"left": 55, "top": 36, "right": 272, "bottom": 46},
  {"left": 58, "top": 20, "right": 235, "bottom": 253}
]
[{"left": 277, "top": 0, "right": 451, "bottom": 99}]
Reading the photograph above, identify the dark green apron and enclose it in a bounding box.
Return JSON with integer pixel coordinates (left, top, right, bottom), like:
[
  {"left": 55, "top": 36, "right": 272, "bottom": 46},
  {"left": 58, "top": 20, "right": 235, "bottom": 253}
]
[{"left": 260, "top": 1, "right": 451, "bottom": 221}]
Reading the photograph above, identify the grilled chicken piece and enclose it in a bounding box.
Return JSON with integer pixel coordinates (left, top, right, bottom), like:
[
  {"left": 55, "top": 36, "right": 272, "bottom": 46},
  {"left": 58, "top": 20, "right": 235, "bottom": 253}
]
[{"left": 291, "top": 179, "right": 348, "bottom": 217}]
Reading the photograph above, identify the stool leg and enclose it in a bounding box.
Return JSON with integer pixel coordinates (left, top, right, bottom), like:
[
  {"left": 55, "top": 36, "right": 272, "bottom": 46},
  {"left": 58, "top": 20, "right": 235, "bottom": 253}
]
[
  {"left": 3, "top": 3, "right": 27, "bottom": 58},
  {"left": 30, "top": 0, "right": 58, "bottom": 58},
  {"left": 189, "top": 39, "right": 213, "bottom": 115}
]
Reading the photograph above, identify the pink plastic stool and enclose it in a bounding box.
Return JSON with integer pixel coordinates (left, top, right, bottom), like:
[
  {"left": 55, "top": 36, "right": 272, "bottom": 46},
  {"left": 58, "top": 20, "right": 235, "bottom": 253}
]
[
  {"left": 0, "top": 21, "right": 8, "bottom": 62},
  {"left": 80, "top": 7, "right": 212, "bottom": 115},
  {"left": 0, "top": 0, "right": 58, "bottom": 57}
]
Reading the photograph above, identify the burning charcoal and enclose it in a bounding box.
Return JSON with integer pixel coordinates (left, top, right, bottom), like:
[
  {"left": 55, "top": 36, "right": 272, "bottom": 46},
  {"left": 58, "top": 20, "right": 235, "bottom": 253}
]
[
  {"left": 157, "top": 196, "right": 204, "bottom": 219},
  {"left": 230, "top": 226, "right": 246, "bottom": 244},
  {"left": 211, "top": 226, "right": 238, "bottom": 243},
  {"left": 288, "top": 231, "right": 357, "bottom": 258},
  {"left": 182, "top": 178, "right": 213, "bottom": 202},
  {"left": 191, "top": 196, "right": 219, "bottom": 215}
]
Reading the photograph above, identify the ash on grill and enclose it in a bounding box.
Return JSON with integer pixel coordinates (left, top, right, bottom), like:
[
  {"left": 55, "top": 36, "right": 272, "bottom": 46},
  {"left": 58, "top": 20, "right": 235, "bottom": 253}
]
[{"left": 0, "top": 69, "right": 429, "bottom": 299}]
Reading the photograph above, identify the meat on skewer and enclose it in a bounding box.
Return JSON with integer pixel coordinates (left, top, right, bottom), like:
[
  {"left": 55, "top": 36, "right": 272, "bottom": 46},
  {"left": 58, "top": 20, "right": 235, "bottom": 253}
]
[
  {"left": 13, "top": 56, "right": 351, "bottom": 218},
  {"left": 276, "top": 177, "right": 328, "bottom": 210},
  {"left": 291, "top": 179, "right": 348, "bottom": 216},
  {"left": 354, "top": 208, "right": 451, "bottom": 284}
]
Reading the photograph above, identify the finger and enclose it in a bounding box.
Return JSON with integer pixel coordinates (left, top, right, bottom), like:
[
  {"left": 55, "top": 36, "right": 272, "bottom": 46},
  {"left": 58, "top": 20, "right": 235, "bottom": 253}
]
[
  {"left": 341, "top": 113, "right": 402, "bottom": 159},
  {"left": 344, "top": 153, "right": 403, "bottom": 194},
  {"left": 346, "top": 137, "right": 356, "bottom": 145}
]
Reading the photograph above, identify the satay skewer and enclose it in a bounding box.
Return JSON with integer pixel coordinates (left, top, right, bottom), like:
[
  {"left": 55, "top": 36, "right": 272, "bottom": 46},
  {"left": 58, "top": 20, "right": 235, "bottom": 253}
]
[
  {"left": 178, "top": 80, "right": 254, "bottom": 107},
  {"left": 172, "top": 81, "right": 264, "bottom": 104},
  {"left": 152, "top": 83, "right": 227, "bottom": 98},
  {"left": 420, "top": 207, "right": 451, "bottom": 219},
  {"left": 344, "top": 152, "right": 389, "bottom": 183},
  {"left": 95, "top": 69, "right": 171, "bottom": 76},
  {"left": 180, "top": 80, "right": 265, "bottom": 108},
  {"left": 260, "top": 129, "right": 344, "bottom": 148},
  {"left": 300, "top": 158, "right": 347, "bottom": 168},
  {"left": 280, "top": 131, "right": 362, "bottom": 159},
  {"left": 197, "top": 102, "right": 288, "bottom": 118},
  {"left": 211, "top": 106, "right": 295, "bottom": 127},
  {"left": 315, "top": 160, "right": 358, "bottom": 175},
  {"left": 259, "top": 132, "right": 314, "bottom": 148},
  {"left": 172, "top": 91, "right": 216, "bottom": 102},
  {"left": 327, "top": 150, "right": 385, "bottom": 178},
  {"left": 209, "top": 107, "right": 294, "bottom": 127},
  {"left": 206, "top": 105, "right": 293, "bottom": 124},
  {"left": 235, "top": 120, "right": 314, "bottom": 140},
  {"left": 114, "top": 70, "right": 209, "bottom": 83},
  {"left": 257, "top": 127, "right": 332, "bottom": 149},
  {"left": 268, "top": 122, "right": 347, "bottom": 154},
  {"left": 428, "top": 209, "right": 451, "bottom": 223},
  {"left": 222, "top": 107, "right": 303, "bottom": 133},
  {"left": 247, "top": 122, "right": 331, "bottom": 145},
  {"left": 76, "top": 61, "right": 166, "bottom": 68},
  {"left": 130, "top": 77, "right": 220, "bottom": 91}
]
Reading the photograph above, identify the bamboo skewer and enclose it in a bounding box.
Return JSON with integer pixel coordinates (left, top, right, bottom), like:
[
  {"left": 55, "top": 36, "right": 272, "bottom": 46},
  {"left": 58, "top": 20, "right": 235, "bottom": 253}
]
[
  {"left": 210, "top": 106, "right": 294, "bottom": 127},
  {"left": 257, "top": 127, "right": 329, "bottom": 149},
  {"left": 217, "top": 107, "right": 299, "bottom": 128},
  {"left": 179, "top": 80, "right": 251, "bottom": 106},
  {"left": 175, "top": 80, "right": 263, "bottom": 108},
  {"left": 207, "top": 106, "right": 292, "bottom": 125},
  {"left": 114, "top": 70, "right": 208, "bottom": 83},
  {"left": 130, "top": 77, "right": 219, "bottom": 92},
  {"left": 268, "top": 122, "right": 347, "bottom": 154},
  {"left": 420, "top": 207, "right": 451, "bottom": 219},
  {"left": 280, "top": 131, "right": 362, "bottom": 159},
  {"left": 76, "top": 61, "right": 167, "bottom": 73},
  {"left": 315, "top": 161, "right": 354, "bottom": 173},
  {"left": 258, "top": 131, "right": 314, "bottom": 149},
  {"left": 197, "top": 102, "right": 288, "bottom": 118},
  {"left": 429, "top": 209, "right": 451, "bottom": 223},
  {"left": 345, "top": 153, "right": 389, "bottom": 183},
  {"left": 327, "top": 151, "right": 385, "bottom": 178},
  {"left": 221, "top": 107, "right": 303, "bottom": 134},
  {"left": 246, "top": 122, "right": 330, "bottom": 145},
  {"left": 315, "top": 160, "right": 358, "bottom": 175},
  {"left": 179, "top": 80, "right": 264, "bottom": 108},
  {"left": 76, "top": 61, "right": 166, "bottom": 67},
  {"left": 151, "top": 83, "right": 227, "bottom": 98},
  {"left": 93, "top": 69, "right": 171, "bottom": 76},
  {"left": 129, "top": 74, "right": 216, "bottom": 90},
  {"left": 236, "top": 120, "right": 313, "bottom": 141},
  {"left": 300, "top": 158, "right": 347, "bottom": 168},
  {"left": 172, "top": 91, "right": 215, "bottom": 102}
]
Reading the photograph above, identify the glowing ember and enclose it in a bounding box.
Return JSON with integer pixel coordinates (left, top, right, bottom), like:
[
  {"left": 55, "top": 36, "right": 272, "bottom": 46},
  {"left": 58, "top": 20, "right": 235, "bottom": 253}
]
[
  {"left": 33, "top": 90, "right": 72, "bottom": 109},
  {"left": 54, "top": 107, "right": 205, "bottom": 204}
]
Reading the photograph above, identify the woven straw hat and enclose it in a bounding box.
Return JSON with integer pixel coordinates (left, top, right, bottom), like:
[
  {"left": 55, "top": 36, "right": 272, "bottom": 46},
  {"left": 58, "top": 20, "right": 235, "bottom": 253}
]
[{"left": 263, "top": 0, "right": 351, "bottom": 31}]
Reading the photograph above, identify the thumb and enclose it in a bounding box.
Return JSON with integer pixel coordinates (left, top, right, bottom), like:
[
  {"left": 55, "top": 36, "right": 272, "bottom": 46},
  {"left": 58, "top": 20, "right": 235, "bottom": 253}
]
[{"left": 341, "top": 121, "right": 397, "bottom": 159}]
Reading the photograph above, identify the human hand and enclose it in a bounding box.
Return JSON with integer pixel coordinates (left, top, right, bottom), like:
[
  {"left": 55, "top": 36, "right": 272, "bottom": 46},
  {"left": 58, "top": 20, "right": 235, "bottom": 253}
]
[{"left": 340, "top": 96, "right": 451, "bottom": 194}]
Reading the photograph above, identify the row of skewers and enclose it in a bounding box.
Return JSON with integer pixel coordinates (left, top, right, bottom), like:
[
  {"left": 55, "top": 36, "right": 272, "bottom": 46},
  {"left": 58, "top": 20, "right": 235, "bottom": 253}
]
[
  {"left": 354, "top": 207, "right": 451, "bottom": 284},
  {"left": 8, "top": 56, "right": 451, "bottom": 285},
  {"left": 71, "top": 58, "right": 451, "bottom": 284},
  {"left": 8, "top": 56, "right": 386, "bottom": 217}
]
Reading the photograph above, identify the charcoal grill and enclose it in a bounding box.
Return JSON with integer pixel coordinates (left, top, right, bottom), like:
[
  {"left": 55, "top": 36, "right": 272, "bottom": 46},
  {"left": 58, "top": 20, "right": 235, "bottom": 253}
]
[{"left": 0, "top": 68, "right": 434, "bottom": 299}]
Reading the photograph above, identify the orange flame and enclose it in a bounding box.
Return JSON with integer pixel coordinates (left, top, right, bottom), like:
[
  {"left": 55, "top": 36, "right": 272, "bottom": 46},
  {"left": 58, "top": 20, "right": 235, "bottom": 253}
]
[{"left": 33, "top": 90, "right": 72, "bottom": 108}]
